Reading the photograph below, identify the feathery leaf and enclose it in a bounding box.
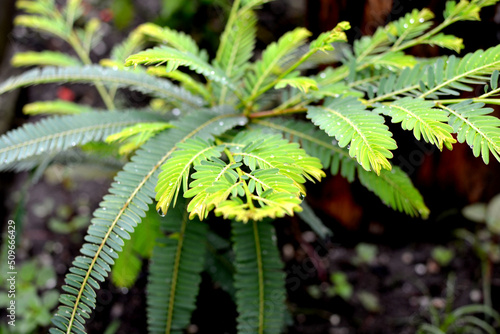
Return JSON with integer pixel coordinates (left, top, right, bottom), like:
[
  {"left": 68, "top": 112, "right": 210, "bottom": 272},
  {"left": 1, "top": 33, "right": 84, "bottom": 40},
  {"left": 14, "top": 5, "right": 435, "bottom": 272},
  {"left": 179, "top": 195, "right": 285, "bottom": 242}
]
[
  {"left": 252, "top": 118, "right": 429, "bottom": 218},
  {"left": 358, "top": 166, "right": 430, "bottom": 218},
  {"left": 373, "top": 97, "right": 456, "bottom": 150},
  {"left": 125, "top": 46, "right": 232, "bottom": 87},
  {"left": 442, "top": 100, "right": 500, "bottom": 164},
  {"left": 244, "top": 28, "right": 311, "bottom": 101},
  {"left": 307, "top": 97, "right": 397, "bottom": 174},
  {"left": 148, "top": 200, "right": 208, "bottom": 334},
  {"left": 232, "top": 219, "right": 286, "bottom": 334},
  {"left": 49, "top": 108, "right": 246, "bottom": 334},
  {"left": 0, "top": 111, "right": 163, "bottom": 167},
  {"left": 0, "top": 65, "right": 205, "bottom": 108}
]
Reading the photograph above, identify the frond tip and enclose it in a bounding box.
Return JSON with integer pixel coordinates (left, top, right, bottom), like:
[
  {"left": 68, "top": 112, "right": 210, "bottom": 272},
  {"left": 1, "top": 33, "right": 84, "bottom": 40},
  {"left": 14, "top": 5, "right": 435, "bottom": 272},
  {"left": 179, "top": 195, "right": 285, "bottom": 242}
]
[
  {"left": 442, "top": 100, "right": 500, "bottom": 164},
  {"left": 157, "top": 132, "right": 325, "bottom": 222},
  {"left": 307, "top": 97, "right": 397, "bottom": 174},
  {"left": 373, "top": 97, "right": 456, "bottom": 150}
]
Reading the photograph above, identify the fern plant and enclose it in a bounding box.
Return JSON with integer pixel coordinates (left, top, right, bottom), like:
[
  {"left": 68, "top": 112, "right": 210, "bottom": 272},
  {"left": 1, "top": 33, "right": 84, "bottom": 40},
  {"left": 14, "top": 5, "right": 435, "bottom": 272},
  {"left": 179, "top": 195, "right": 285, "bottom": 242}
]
[{"left": 2, "top": 0, "right": 500, "bottom": 333}]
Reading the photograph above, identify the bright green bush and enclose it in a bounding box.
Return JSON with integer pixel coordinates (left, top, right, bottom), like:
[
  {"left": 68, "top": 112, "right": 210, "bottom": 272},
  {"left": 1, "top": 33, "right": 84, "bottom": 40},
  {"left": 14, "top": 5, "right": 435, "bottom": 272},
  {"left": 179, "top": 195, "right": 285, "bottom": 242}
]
[{"left": 1, "top": 0, "right": 500, "bottom": 333}]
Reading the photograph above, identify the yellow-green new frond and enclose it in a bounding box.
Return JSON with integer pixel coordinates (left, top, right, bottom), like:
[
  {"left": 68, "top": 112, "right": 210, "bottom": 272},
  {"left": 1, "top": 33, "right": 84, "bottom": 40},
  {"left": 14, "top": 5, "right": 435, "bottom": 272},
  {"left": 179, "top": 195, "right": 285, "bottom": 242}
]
[
  {"left": 15, "top": 15, "right": 69, "bottom": 39},
  {"left": 307, "top": 97, "right": 397, "bottom": 174},
  {"left": 422, "top": 33, "right": 464, "bottom": 53},
  {"left": 155, "top": 138, "right": 225, "bottom": 215},
  {"left": 106, "top": 122, "right": 173, "bottom": 155},
  {"left": 231, "top": 131, "right": 325, "bottom": 183},
  {"left": 373, "top": 97, "right": 456, "bottom": 150},
  {"left": 137, "top": 22, "right": 208, "bottom": 60},
  {"left": 275, "top": 73, "right": 318, "bottom": 93},
  {"left": 244, "top": 28, "right": 311, "bottom": 101},
  {"left": 11, "top": 51, "right": 81, "bottom": 67},
  {"left": 22, "top": 100, "right": 94, "bottom": 115},
  {"left": 146, "top": 67, "right": 212, "bottom": 101},
  {"left": 184, "top": 159, "right": 244, "bottom": 220},
  {"left": 386, "top": 8, "right": 434, "bottom": 44},
  {"left": 214, "top": 9, "right": 257, "bottom": 81},
  {"left": 443, "top": 100, "right": 500, "bottom": 164},
  {"left": 125, "top": 46, "right": 233, "bottom": 87},
  {"left": 179, "top": 132, "right": 324, "bottom": 222},
  {"left": 16, "top": 0, "right": 57, "bottom": 17},
  {"left": 309, "top": 22, "right": 350, "bottom": 52},
  {"left": 443, "top": 0, "right": 498, "bottom": 22},
  {"left": 110, "top": 25, "right": 146, "bottom": 64}
]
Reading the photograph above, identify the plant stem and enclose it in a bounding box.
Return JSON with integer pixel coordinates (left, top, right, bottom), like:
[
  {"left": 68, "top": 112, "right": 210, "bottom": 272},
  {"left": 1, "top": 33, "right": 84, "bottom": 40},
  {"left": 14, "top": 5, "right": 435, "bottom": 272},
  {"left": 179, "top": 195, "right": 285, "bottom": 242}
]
[
  {"left": 482, "top": 258, "right": 493, "bottom": 321},
  {"left": 222, "top": 146, "right": 255, "bottom": 210},
  {"left": 433, "top": 98, "right": 500, "bottom": 105},
  {"left": 67, "top": 33, "right": 116, "bottom": 110}
]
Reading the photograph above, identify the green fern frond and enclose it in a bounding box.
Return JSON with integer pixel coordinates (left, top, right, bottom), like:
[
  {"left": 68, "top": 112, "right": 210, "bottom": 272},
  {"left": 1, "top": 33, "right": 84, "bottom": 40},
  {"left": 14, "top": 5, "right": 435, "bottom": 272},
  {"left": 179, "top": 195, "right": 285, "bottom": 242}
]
[
  {"left": 375, "top": 51, "right": 418, "bottom": 69},
  {"left": 420, "top": 45, "right": 500, "bottom": 98},
  {"left": 16, "top": 0, "right": 57, "bottom": 17},
  {"left": 252, "top": 118, "right": 430, "bottom": 217},
  {"left": 0, "top": 65, "right": 205, "bottom": 108},
  {"left": 155, "top": 137, "right": 225, "bottom": 215},
  {"left": 232, "top": 219, "right": 286, "bottom": 334},
  {"left": 146, "top": 67, "right": 212, "bottom": 101},
  {"left": 111, "top": 205, "right": 161, "bottom": 288},
  {"left": 0, "top": 111, "right": 162, "bottom": 167},
  {"left": 22, "top": 100, "right": 94, "bottom": 115},
  {"left": 385, "top": 8, "right": 434, "bottom": 45},
  {"left": 231, "top": 131, "right": 325, "bottom": 183},
  {"left": 275, "top": 72, "right": 318, "bottom": 93},
  {"left": 214, "top": 7, "right": 256, "bottom": 81},
  {"left": 205, "top": 231, "right": 236, "bottom": 297},
  {"left": 109, "top": 25, "right": 146, "bottom": 64},
  {"left": 214, "top": 5, "right": 257, "bottom": 104},
  {"left": 49, "top": 109, "right": 246, "bottom": 334},
  {"left": 358, "top": 166, "right": 430, "bottom": 218},
  {"left": 138, "top": 22, "right": 208, "bottom": 60},
  {"left": 422, "top": 33, "right": 464, "bottom": 53},
  {"left": 373, "top": 97, "right": 456, "bottom": 150},
  {"left": 106, "top": 122, "right": 173, "bottom": 155},
  {"left": 244, "top": 28, "right": 311, "bottom": 102},
  {"left": 14, "top": 15, "right": 69, "bottom": 39},
  {"left": 363, "top": 46, "right": 500, "bottom": 102},
  {"left": 178, "top": 132, "right": 324, "bottom": 222},
  {"left": 184, "top": 158, "right": 245, "bottom": 220},
  {"left": 125, "top": 46, "right": 232, "bottom": 87},
  {"left": 63, "top": 0, "right": 84, "bottom": 27},
  {"left": 307, "top": 97, "right": 397, "bottom": 174},
  {"left": 441, "top": 100, "right": 500, "bottom": 164},
  {"left": 11, "top": 51, "right": 81, "bottom": 67},
  {"left": 148, "top": 200, "right": 208, "bottom": 334},
  {"left": 353, "top": 28, "right": 391, "bottom": 60},
  {"left": 363, "top": 64, "right": 426, "bottom": 102}
]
